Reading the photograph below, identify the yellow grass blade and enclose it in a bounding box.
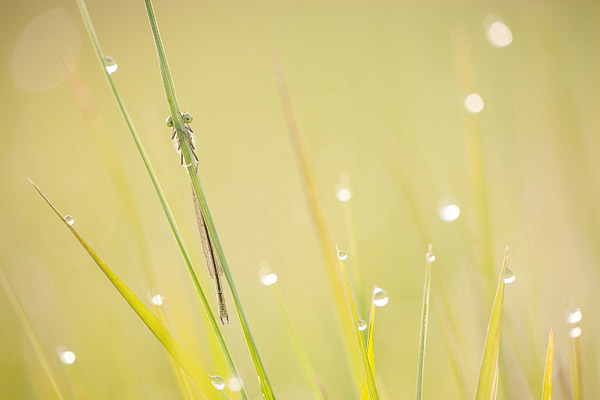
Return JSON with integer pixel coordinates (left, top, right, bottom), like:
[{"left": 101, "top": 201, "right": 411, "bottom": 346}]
[
  {"left": 475, "top": 247, "right": 510, "bottom": 400},
  {"left": 416, "top": 244, "right": 434, "bottom": 400},
  {"left": 337, "top": 246, "right": 378, "bottom": 399},
  {"left": 29, "top": 179, "right": 226, "bottom": 400},
  {"left": 542, "top": 328, "right": 554, "bottom": 400},
  {"left": 360, "top": 291, "right": 377, "bottom": 400}
]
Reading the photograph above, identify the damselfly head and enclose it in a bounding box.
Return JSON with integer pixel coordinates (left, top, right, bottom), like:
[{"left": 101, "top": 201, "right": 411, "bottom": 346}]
[
  {"left": 183, "top": 112, "right": 193, "bottom": 123},
  {"left": 166, "top": 115, "right": 174, "bottom": 127}
]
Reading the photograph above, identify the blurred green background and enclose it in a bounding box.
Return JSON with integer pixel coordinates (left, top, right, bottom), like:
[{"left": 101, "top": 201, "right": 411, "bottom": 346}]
[{"left": 1, "top": 0, "right": 599, "bottom": 398}]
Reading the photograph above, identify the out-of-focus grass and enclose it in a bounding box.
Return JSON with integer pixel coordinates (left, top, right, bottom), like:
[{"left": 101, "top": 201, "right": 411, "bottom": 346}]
[{"left": 1, "top": 0, "right": 600, "bottom": 398}]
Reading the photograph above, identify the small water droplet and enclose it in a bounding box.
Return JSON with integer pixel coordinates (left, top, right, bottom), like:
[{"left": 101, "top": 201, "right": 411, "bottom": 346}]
[
  {"left": 149, "top": 290, "right": 164, "bottom": 306},
  {"left": 57, "top": 346, "right": 76, "bottom": 365},
  {"left": 464, "top": 93, "right": 484, "bottom": 113},
  {"left": 228, "top": 377, "right": 244, "bottom": 391},
  {"left": 568, "top": 326, "right": 582, "bottom": 338},
  {"left": 258, "top": 267, "right": 278, "bottom": 286},
  {"left": 210, "top": 375, "right": 225, "bottom": 390},
  {"left": 373, "top": 287, "right": 389, "bottom": 307},
  {"left": 64, "top": 215, "right": 75, "bottom": 225},
  {"left": 334, "top": 181, "right": 352, "bottom": 202},
  {"left": 427, "top": 253, "right": 436, "bottom": 262},
  {"left": 566, "top": 308, "right": 582, "bottom": 324},
  {"left": 503, "top": 267, "right": 515, "bottom": 284},
  {"left": 102, "top": 55, "right": 118, "bottom": 75},
  {"left": 357, "top": 319, "right": 367, "bottom": 331},
  {"left": 436, "top": 199, "right": 461, "bottom": 222},
  {"left": 338, "top": 250, "right": 348, "bottom": 261}
]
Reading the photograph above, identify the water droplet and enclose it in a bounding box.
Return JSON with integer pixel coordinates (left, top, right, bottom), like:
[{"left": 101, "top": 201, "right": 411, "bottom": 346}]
[
  {"left": 568, "top": 326, "right": 582, "bottom": 338},
  {"left": 436, "top": 199, "right": 460, "bottom": 222},
  {"left": 503, "top": 267, "right": 515, "bottom": 284},
  {"left": 57, "top": 346, "right": 76, "bottom": 365},
  {"left": 228, "top": 377, "right": 244, "bottom": 391},
  {"left": 210, "top": 375, "right": 225, "bottom": 390},
  {"left": 258, "top": 267, "right": 278, "bottom": 286},
  {"left": 338, "top": 250, "right": 348, "bottom": 261},
  {"left": 334, "top": 181, "right": 352, "bottom": 202},
  {"left": 485, "top": 17, "right": 513, "bottom": 48},
  {"left": 464, "top": 93, "right": 484, "bottom": 113},
  {"left": 64, "top": 215, "right": 75, "bottom": 225},
  {"left": 102, "top": 55, "right": 118, "bottom": 75},
  {"left": 427, "top": 253, "right": 436, "bottom": 262},
  {"left": 566, "top": 308, "right": 582, "bottom": 324},
  {"left": 357, "top": 319, "right": 367, "bottom": 331},
  {"left": 149, "top": 290, "right": 164, "bottom": 306},
  {"left": 166, "top": 115, "right": 174, "bottom": 127},
  {"left": 373, "top": 287, "right": 389, "bottom": 307}
]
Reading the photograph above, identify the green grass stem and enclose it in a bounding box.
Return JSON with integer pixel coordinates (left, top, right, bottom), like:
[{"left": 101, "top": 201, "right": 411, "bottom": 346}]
[{"left": 415, "top": 244, "right": 434, "bottom": 400}]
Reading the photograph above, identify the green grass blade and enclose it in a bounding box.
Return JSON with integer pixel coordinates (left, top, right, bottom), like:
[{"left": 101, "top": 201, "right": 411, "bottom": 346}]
[
  {"left": 74, "top": 2, "right": 247, "bottom": 398},
  {"left": 28, "top": 179, "right": 226, "bottom": 400},
  {"left": 360, "top": 289, "right": 377, "bottom": 400},
  {"left": 475, "top": 246, "right": 510, "bottom": 400},
  {"left": 269, "top": 282, "right": 324, "bottom": 399},
  {"left": 542, "top": 328, "right": 554, "bottom": 400},
  {"left": 337, "top": 246, "right": 379, "bottom": 400},
  {"left": 416, "top": 244, "right": 434, "bottom": 400},
  {"left": 141, "top": 1, "right": 274, "bottom": 397},
  {"left": 0, "top": 268, "right": 66, "bottom": 400}
]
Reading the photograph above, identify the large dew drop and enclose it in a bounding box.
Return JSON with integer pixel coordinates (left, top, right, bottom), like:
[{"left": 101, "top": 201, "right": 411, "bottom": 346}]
[
  {"left": 437, "top": 199, "right": 461, "bottom": 222},
  {"left": 258, "top": 267, "right": 278, "bottom": 286},
  {"left": 568, "top": 326, "right": 582, "bottom": 339},
  {"left": 357, "top": 319, "right": 367, "bottom": 331},
  {"left": 210, "top": 375, "right": 225, "bottom": 390},
  {"left": 566, "top": 308, "right": 582, "bottom": 324},
  {"left": 503, "top": 267, "right": 516, "bottom": 284},
  {"left": 57, "top": 346, "right": 76, "bottom": 365},
  {"left": 334, "top": 181, "right": 352, "bottom": 202},
  {"left": 64, "top": 215, "right": 75, "bottom": 225},
  {"left": 337, "top": 250, "right": 348, "bottom": 261},
  {"left": 102, "top": 55, "right": 118, "bottom": 75},
  {"left": 373, "top": 287, "right": 389, "bottom": 307},
  {"left": 464, "top": 93, "right": 484, "bottom": 113}
]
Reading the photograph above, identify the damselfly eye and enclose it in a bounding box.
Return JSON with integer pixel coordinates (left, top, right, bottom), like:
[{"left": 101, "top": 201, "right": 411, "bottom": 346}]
[
  {"left": 166, "top": 115, "right": 174, "bottom": 127},
  {"left": 183, "top": 113, "right": 193, "bottom": 123}
]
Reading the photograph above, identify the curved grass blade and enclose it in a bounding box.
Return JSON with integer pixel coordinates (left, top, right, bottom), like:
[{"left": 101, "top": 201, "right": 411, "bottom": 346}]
[
  {"left": 74, "top": 2, "right": 246, "bottom": 398},
  {"left": 542, "top": 328, "right": 554, "bottom": 400},
  {"left": 0, "top": 268, "right": 66, "bottom": 400},
  {"left": 141, "top": 1, "right": 274, "bottom": 397},
  {"left": 28, "top": 179, "right": 226, "bottom": 400},
  {"left": 360, "top": 289, "right": 377, "bottom": 400},
  {"left": 416, "top": 244, "right": 434, "bottom": 400},
  {"left": 475, "top": 246, "right": 510, "bottom": 400},
  {"left": 337, "top": 246, "right": 378, "bottom": 400}
]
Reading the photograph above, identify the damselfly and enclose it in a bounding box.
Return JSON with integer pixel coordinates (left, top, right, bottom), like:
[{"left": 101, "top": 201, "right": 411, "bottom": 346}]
[{"left": 166, "top": 112, "right": 199, "bottom": 167}]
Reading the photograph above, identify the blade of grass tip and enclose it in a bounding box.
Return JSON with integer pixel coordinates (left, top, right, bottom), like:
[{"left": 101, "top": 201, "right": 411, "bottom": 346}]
[
  {"left": 28, "top": 179, "right": 226, "bottom": 400},
  {"left": 542, "top": 328, "right": 554, "bottom": 400},
  {"left": 275, "top": 60, "right": 362, "bottom": 387},
  {"left": 570, "top": 326, "right": 582, "bottom": 400},
  {"left": 416, "top": 244, "right": 435, "bottom": 400},
  {"left": 268, "top": 278, "right": 324, "bottom": 399},
  {"left": 0, "top": 268, "right": 66, "bottom": 400},
  {"left": 337, "top": 245, "right": 379, "bottom": 400},
  {"left": 141, "top": 1, "right": 274, "bottom": 397},
  {"left": 475, "top": 246, "right": 510, "bottom": 400},
  {"left": 75, "top": 2, "right": 247, "bottom": 398},
  {"left": 360, "top": 288, "right": 377, "bottom": 400}
]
